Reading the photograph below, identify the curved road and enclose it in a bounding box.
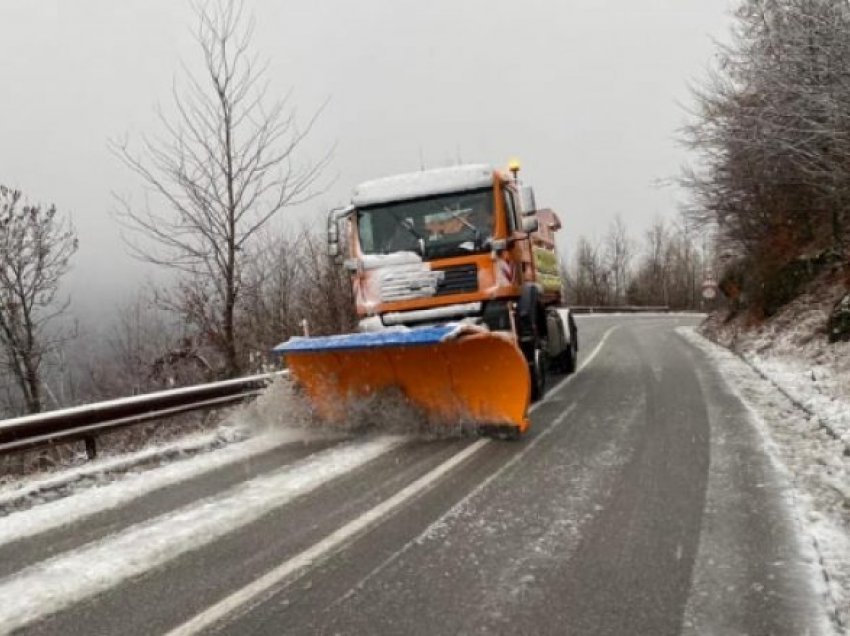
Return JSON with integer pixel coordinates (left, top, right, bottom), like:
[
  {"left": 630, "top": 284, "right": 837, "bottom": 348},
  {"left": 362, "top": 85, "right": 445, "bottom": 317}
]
[{"left": 1, "top": 315, "right": 828, "bottom": 635}]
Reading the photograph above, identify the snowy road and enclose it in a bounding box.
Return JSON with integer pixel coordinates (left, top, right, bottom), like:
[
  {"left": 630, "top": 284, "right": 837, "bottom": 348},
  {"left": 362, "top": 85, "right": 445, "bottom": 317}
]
[{"left": 0, "top": 315, "right": 840, "bottom": 635}]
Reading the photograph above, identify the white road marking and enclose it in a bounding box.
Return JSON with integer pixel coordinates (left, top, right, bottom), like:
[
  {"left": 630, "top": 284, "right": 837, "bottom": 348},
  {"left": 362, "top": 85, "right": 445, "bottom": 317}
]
[
  {"left": 333, "top": 401, "right": 580, "bottom": 607},
  {"left": 0, "top": 437, "right": 402, "bottom": 635},
  {"left": 165, "top": 438, "right": 491, "bottom": 636},
  {"left": 169, "top": 325, "right": 619, "bottom": 635},
  {"left": 330, "top": 326, "right": 621, "bottom": 604}
]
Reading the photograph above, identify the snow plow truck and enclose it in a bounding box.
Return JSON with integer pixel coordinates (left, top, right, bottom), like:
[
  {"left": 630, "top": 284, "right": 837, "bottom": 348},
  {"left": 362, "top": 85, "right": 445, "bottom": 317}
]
[{"left": 274, "top": 161, "right": 577, "bottom": 438}]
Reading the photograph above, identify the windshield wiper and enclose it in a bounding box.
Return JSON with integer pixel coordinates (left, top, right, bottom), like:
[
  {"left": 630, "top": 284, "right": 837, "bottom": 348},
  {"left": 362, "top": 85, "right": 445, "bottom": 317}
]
[
  {"left": 388, "top": 211, "right": 426, "bottom": 256},
  {"left": 445, "top": 209, "right": 483, "bottom": 248}
]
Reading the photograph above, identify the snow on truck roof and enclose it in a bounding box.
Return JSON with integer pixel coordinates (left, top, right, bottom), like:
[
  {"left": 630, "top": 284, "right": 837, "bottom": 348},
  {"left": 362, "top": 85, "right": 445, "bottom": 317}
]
[{"left": 351, "top": 164, "right": 495, "bottom": 207}]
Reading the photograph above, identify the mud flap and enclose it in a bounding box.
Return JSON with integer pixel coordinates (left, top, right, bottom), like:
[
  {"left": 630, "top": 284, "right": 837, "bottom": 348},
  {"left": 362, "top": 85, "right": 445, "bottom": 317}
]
[{"left": 273, "top": 325, "right": 531, "bottom": 433}]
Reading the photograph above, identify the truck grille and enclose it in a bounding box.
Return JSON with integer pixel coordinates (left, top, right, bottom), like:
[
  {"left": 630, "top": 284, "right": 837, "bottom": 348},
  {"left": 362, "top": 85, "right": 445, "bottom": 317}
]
[{"left": 434, "top": 264, "right": 478, "bottom": 296}]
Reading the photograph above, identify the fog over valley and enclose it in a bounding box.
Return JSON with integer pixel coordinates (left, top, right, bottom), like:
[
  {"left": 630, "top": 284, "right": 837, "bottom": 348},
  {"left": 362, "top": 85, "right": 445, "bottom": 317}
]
[{"left": 0, "top": 0, "right": 732, "bottom": 329}]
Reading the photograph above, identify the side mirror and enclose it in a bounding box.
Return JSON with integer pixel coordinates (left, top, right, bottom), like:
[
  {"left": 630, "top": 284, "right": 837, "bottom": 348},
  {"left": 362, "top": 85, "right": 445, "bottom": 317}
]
[
  {"left": 522, "top": 216, "right": 539, "bottom": 234},
  {"left": 327, "top": 206, "right": 353, "bottom": 261},
  {"left": 519, "top": 185, "right": 537, "bottom": 216},
  {"left": 327, "top": 209, "right": 340, "bottom": 257}
]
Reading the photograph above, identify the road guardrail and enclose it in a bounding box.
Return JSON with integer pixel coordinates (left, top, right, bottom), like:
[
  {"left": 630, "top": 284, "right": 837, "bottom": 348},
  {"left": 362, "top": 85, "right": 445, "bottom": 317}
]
[{"left": 0, "top": 371, "right": 286, "bottom": 457}]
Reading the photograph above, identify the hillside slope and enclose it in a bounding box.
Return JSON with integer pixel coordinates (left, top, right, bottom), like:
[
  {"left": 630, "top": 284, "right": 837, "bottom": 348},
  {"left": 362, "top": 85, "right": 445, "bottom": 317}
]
[{"left": 703, "top": 270, "right": 850, "bottom": 446}]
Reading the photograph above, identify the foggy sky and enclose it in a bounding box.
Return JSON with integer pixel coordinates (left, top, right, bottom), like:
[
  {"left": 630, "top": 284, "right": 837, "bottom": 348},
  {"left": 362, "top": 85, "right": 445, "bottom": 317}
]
[{"left": 0, "top": 0, "right": 733, "bottom": 323}]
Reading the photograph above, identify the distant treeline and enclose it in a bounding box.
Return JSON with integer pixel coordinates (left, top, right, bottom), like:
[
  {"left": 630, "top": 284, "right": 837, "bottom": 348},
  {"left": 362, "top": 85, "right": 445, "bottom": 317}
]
[{"left": 561, "top": 216, "right": 710, "bottom": 311}]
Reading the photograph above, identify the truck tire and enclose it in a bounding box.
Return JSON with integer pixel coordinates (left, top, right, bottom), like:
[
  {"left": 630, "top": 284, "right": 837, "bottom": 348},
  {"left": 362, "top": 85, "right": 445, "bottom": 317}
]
[
  {"left": 530, "top": 343, "right": 546, "bottom": 401},
  {"left": 564, "top": 338, "right": 577, "bottom": 373},
  {"left": 482, "top": 300, "right": 512, "bottom": 332},
  {"left": 517, "top": 283, "right": 546, "bottom": 401},
  {"left": 503, "top": 425, "right": 522, "bottom": 441},
  {"left": 567, "top": 317, "right": 578, "bottom": 373}
]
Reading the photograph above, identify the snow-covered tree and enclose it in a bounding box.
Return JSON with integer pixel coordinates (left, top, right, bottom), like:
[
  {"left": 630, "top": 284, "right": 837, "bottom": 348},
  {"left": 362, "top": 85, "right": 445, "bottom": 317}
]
[
  {"left": 0, "top": 187, "right": 77, "bottom": 414},
  {"left": 684, "top": 0, "right": 850, "bottom": 311}
]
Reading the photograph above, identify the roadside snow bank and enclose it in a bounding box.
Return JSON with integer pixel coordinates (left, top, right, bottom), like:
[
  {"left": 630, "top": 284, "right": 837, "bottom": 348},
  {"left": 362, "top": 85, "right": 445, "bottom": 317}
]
[
  {"left": 0, "top": 437, "right": 402, "bottom": 633},
  {"left": 679, "top": 327, "right": 850, "bottom": 631},
  {"left": 744, "top": 335, "right": 850, "bottom": 447},
  {"left": 703, "top": 298, "right": 850, "bottom": 446},
  {"left": 0, "top": 427, "right": 317, "bottom": 545},
  {"left": 0, "top": 428, "right": 240, "bottom": 513},
  {"left": 0, "top": 377, "right": 329, "bottom": 537}
]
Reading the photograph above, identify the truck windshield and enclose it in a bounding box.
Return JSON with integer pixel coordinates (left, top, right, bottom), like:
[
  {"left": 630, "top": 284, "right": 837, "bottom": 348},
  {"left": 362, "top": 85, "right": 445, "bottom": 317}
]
[{"left": 357, "top": 188, "right": 494, "bottom": 258}]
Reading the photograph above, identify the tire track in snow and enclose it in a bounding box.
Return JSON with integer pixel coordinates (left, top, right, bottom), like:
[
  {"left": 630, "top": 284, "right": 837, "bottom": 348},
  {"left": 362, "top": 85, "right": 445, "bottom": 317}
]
[{"left": 0, "top": 436, "right": 402, "bottom": 634}]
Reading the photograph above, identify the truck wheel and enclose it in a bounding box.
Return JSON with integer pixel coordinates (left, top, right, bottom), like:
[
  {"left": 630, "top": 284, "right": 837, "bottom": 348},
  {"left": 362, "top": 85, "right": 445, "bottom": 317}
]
[
  {"left": 564, "top": 340, "right": 577, "bottom": 374},
  {"left": 503, "top": 425, "right": 522, "bottom": 441},
  {"left": 567, "top": 322, "right": 578, "bottom": 373},
  {"left": 530, "top": 345, "right": 546, "bottom": 401},
  {"left": 517, "top": 284, "right": 547, "bottom": 400},
  {"left": 479, "top": 424, "right": 523, "bottom": 441}
]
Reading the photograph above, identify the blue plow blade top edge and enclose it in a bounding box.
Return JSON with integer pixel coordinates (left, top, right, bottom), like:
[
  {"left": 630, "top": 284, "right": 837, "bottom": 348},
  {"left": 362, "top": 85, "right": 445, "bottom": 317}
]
[{"left": 272, "top": 324, "right": 464, "bottom": 354}]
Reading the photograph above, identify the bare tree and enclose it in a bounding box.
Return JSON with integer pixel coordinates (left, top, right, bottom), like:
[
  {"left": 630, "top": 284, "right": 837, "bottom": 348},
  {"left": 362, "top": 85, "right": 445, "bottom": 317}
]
[
  {"left": 572, "top": 237, "right": 609, "bottom": 305},
  {"left": 239, "top": 229, "right": 305, "bottom": 363},
  {"left": 623, "top": 218, "right": 704, "bottom": 310},
  {"left": 238, "top": 228, "right": 355, "bottom": 370},
  {"left": 294, "top": 232, "right": 357, "bottom": 336},
  {"left": 107, "top": 293, "right": 204, "bottom": 393},
  {"left": 664, "top": 221, "right": 703, "bottom": 309},
  {"left": 566, "top": 217, "right": 703, "bottom": 310},
  {"left": 64, "top": 291, "right": 211, "bottom": 405},
  {"left": 0, "top": 186, "right": 78, "bottom": 415},
  {"left": 604, "top": 215, "right": 633, "bottom": 304},
  {"left": 111, "top": 0, "right": 329, "bottom": 377},
  {"left": 644, "top": 219, "right": 672, "bottom": 305}
]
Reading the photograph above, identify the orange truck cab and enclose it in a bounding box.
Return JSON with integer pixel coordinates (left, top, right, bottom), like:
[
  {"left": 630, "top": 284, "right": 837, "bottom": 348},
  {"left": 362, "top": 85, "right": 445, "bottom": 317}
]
[
  {"left": 327, "top": 162, "right": 578, "bottom": 402},
  {"left": 276, "top": 162, "right": 578, "bottom": 438}
]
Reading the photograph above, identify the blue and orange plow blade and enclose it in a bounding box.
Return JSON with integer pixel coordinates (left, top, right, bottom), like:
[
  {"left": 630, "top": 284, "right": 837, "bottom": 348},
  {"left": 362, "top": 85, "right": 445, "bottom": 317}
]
[{"left": 273, "top": 325, "right": 531, "bottom": 434}]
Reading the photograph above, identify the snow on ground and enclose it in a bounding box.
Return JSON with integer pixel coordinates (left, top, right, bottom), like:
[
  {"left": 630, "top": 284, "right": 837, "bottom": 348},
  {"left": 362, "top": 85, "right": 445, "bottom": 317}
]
[
  {"left": 679, "top": 327, "right": 850, "bottom": 631},
  {"left": 0, "top": 427, "right": 320, "bottom": 546},
  {"left": 0, "top": 374, "right": 298, "bottom": 487},
  {"left": 0, "top": 372, "right": 466, "bottom": 548},
  {"left": 0, "top": 428, "right": 241, "bottom": 511},
  {"left": 0, "top": 436, "right": 403, "bottom": 634},
  {"left": 704, "top": 295, "right": 850, "bottom": 446},
  {"left": 736, "top": 316, "right": 850, "bottom": 446},
  {"left": 0, "top": 377, "right": 329, "bottom": 540}
]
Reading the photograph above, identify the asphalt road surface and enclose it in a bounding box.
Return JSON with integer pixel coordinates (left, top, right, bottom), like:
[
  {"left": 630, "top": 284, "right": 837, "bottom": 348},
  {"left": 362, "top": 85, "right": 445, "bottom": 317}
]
[{"left": 2, "top": 315, "right": 827, "bottom": 635}]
